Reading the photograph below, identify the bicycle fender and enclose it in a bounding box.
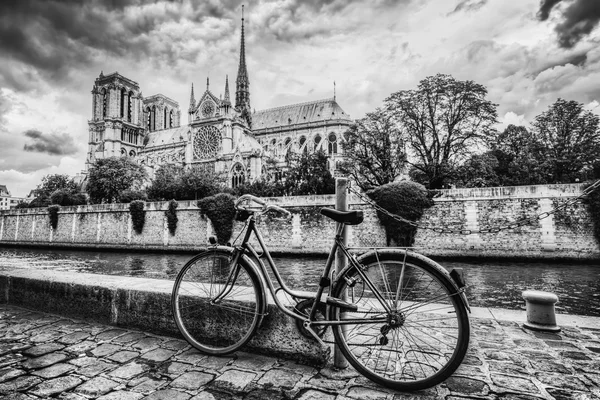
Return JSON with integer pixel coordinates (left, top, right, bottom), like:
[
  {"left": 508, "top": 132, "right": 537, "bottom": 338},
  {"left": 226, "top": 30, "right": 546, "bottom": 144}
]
[{"left": 352, "top": 248, "right": 471, "bottom": 313}]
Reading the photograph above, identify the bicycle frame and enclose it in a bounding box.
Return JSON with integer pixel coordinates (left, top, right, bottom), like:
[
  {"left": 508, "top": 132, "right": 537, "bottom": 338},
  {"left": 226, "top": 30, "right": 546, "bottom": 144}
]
[{"left": 219, "top": 213, "right": 391, "bottom": 341}]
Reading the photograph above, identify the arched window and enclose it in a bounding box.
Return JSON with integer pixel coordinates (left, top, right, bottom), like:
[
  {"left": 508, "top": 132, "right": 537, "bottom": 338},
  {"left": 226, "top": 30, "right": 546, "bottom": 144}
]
[
  {"left": 129, "top": 150, "right": 136, "bottom": 157},
  {"left": 231, "top": 163, "right": 246, "bottom": 188},
  {"left": 314, "top": 135, "right": 321, "bottom": 152},
  {"left": 121, "top": 129, "right": 125, "bottom": 142},
  {"left": 164, "top": 107, "right": 167, "bottom": 130},
  {"left": 169, "top": 110, "right": 173, "bottom": 128},
  {"left": 151, "top": 106, "right": 156, "bottom": 131},
  {"left": 102, "top": 89, "right": 108, "bottom": 118},
  {"left": 128, "top": 91, "right": 134, "bottom": 122},
  {"left": 284, "top": 137, "right": 291, "bottom": 147},
  {"left": 120, "top": 148, "right": 126, "bottom": 156},
  {"left": 328, "top": 133, "right": 337, "bottom": 154},
  {"left": 120, "top": 88, "right": 126, "bottom": 118}
]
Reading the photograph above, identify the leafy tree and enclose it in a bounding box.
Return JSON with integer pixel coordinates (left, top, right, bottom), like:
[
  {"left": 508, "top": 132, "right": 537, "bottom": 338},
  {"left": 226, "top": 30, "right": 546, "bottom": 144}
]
[
  {"left": 49, "top": 189, "right": 87, "bottom": 206},
  {"left": 339, "top": 108, "right": 407, "bottom": 191},
  {"left": 34, "top": 174, "right": 79, "bottom": 199},
  {"left": 146, "top": 164, "right": 185, "bottom": 200},
  {"left": 454, "top": 152, "right": 500, "bottom": 188},
  {"left": 146, "top": 164, "right": 225, "bottom": 201},
  {"left": 386, "top": 74, "right": 498, "bottom": 189},
  {"left": 86, "top": 157, "right": 147, "bottom": 203},
  {"left": 284, "top": 150, "right": 335, "bottom": 195},
  {"left": 233, "top": 178, "right": 287, "bottom": 197},
  {"left": 531, "top": 98, "right": 600, "bottom": 183}
]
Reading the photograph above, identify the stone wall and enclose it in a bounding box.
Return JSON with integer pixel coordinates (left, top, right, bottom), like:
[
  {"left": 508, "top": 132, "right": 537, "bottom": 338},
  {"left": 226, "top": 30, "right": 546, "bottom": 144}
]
[{"left": 1, "top": 183, "right": 598, "bottom": 259}]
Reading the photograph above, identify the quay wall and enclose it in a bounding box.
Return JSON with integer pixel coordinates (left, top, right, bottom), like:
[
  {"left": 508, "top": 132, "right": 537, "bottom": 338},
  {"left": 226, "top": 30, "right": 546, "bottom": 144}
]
[{"left": 0, "top": 183, "right": 598, "bottom": 259}]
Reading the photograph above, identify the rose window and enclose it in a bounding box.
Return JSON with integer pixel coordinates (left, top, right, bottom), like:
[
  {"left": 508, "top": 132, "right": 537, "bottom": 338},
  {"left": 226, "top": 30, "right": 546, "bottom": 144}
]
[{"left": 193, "top": 126, "right": 221, "bottom": 160}]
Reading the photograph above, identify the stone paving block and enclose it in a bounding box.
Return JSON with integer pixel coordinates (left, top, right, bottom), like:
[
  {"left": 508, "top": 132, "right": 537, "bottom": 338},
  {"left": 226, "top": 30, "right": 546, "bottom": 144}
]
[
  {"left": 96, "top": 329, "right": 128, "bottom": 341},
  {"left": 64, "top": 340, "right": 98, "bottom": 354},
  {"left": 130, "top": 377, "right": 168, "bottom": 394},
  {"left": 487, "top": 360, "right": 528, "bottom": 375},
  {"left": 490, "top": 373, "right": 539, "bottom": 394},
  {"left": 77, "top": 359, "right": 118, "bottom": 378},
  {"left": 108, "top": 350, "right": 140, "bottom": 363},
  {"left": 529, "top": 359, "right": 571, "bottom": 374},
  {"left": 22, "top": 352, "right": 69, "bottom": 370},
  {"left": 244, "top": 388, "right": 288, "bottom": 400},
  {"left": 345, "top": 386, "right": 389, "bottom": 400},
  {"left": 112, "top": 332, "right": 146, "bottom": 344},
  {"left": 109, "top": 362, "right": 149, "bottom": 380},
  {"left": 29, "top": 331, "right": 64, "bottom": 343},
  {"left": 189, "top": 392, "right": 218, "bottom": 400},
  {"left": 0, "top": 367, "right": 25, "bottom": 383},
  {"left": 143, "top": 388, "right": 191, "bottom": 400},
  {"left": 211, "top": 369, "right": 256, "bottom": 393},
  {"left": 0, "top": 353, "right": 26, "bottom": 368},
  {"left": 58, "top": 331, "right": 91, "bottom": 345},
  {"left": 175, "top": 349, "right": 206, "bottom": 364},
  {"left": 305, "top": 375, "right": 347, "bottom": 391},
  {"left": 97, "top": 391, "right": 145, "bottom": 400},
  {"left": 0, "top": 393, "right": 37, "bottom": 400},
  {"left": 162, "top": 361, "right": 192, "bottom": 375},
  {"left": 560, "top": 350, "right": 592, "bottom": 361},
  {"left": 28, "top": 375, "right": 82, "bottom": 397},
  {"left": 0, "top": 375, "right": 42, "bottom": 394},
  {"left": 296, "top": 389, "right": 336, "bottom": 400},
  {"left": 132, "top": 337, "right": 163, "bottom": 352},
  {"left": 75, "top": 376, "right": 121, "bottom": 396},
  {"left": 91, "top": 343, "right": 122, "bottom": 357},
  {"left": 162, "top": 339, "right": 189, "bottom": 351},
  {"left": 444, "top": 376, "right": 489, "bottom": 395},
  {"left": 0, "top": 342, "right": 30, "bottom": 357},
  {"left": 22, "top": 342, "right": 64, "bottom": 357},
  {"left": 171, "top": 371, "right": 215, "bottom": 390},
  {"left": 258, "top": 368, "right": 301, "bottom": 389},
  {"left": 140, "top": 348, "right": 176, "bottom": 363},
  {"left": 233, "top": 352, "right": 277, "bottom": 371},
  {"left": 535, "top": 372, "right": 587, "bottom": 391},
  {"left": 31, "top": 362, "right": 76, "bottom": 378}
]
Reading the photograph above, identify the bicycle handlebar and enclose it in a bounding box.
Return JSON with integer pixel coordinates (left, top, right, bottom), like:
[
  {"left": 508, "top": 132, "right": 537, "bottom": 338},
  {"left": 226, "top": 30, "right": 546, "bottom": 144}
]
[{"left": 235, "top": 194, "right": 292, "bottom": 219}]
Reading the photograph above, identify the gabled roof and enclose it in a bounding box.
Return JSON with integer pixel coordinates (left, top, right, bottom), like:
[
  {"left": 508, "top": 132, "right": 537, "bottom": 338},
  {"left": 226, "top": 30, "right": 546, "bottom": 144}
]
[
  {"left": 144, "top": 125, "right": 190, "bottom": 149},
  {"left": 252, "top": 98, "right": 351, "bottom": 131}
]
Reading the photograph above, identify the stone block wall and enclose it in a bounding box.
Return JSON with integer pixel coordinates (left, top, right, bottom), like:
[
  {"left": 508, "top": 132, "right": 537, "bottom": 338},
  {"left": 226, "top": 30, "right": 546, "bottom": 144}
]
[{"left": 0, "top": 183, "right": 598, "bottom": 259}]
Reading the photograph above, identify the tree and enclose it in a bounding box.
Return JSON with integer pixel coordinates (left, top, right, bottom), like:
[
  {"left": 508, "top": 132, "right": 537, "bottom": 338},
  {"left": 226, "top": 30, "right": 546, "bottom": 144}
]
[
  {"left": 86, "top": 157, "right": 148, "bottom": 203},
  {"left": 146, "top": 164, "right": 225, "bottom": 201},
  {"left": 454, "top": 152, "right": 500, "bottom": 188},
  {"left": 339, "top": 108, "right": 407, "bottom": 191},
  {"left": 285, "top": 150, "right": 335, "bottom": 195},
  {"left": 531, "top": 98, "right": 600, "bottom": 183},
  {"left": 28, "top": 174, "right": 82, "bottom": 207},
  {"left": 491, "top": 124, "right": 549, "bottom": 186},
  {"left": 386, "top": 74, "right": 498, "bottom": 189}
]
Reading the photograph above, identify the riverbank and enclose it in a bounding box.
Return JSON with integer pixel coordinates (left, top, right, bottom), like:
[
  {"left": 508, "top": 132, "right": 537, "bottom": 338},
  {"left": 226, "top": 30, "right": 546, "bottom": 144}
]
[
  {"left": 1, "top": 303, "right": 599, "bottom": 399},
  {"left": 1, "top": 183, "right": 599, "bottom": 260}
]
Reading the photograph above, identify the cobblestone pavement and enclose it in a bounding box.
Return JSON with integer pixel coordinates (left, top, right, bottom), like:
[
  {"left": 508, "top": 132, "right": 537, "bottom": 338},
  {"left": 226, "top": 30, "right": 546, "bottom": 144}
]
[{"left": 1, "top": 304, "right": 599, "bottom": 400}]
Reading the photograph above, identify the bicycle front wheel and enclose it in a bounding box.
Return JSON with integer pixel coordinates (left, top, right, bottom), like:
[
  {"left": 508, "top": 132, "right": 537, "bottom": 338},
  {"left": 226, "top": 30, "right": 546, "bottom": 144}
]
[
  {"left": 330, "top": 250, "right": 470, "bottom": 391},
  {"left": 172, "top": 249, "right": 264, "bottom": 355}
]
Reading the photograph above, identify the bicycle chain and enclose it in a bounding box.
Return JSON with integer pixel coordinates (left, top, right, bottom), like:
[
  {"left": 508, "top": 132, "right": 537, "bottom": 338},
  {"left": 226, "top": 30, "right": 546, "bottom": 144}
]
[{"left": 348, "top": 180, "right": 600, "bottom": 235}]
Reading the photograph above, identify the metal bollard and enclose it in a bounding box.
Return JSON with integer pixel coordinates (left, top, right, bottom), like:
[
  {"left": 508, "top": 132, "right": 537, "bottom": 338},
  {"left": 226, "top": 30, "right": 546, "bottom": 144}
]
[{"left": 522, "top": 290, "right": 561, "bottom": 332}]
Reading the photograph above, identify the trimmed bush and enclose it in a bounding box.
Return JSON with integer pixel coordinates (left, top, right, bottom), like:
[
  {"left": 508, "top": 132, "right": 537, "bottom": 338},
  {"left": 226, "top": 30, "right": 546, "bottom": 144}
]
[
  {"left": 367, "top": 181, "right": 434, "bottom": 246},
  {"left": 166, "top": 199, "right": 179, "bottom": 236},
  {"left": 129, "top": 200, "right": 146, "bottom": 234},
  {"left": 198, "top": 193, "right": 237, "bottom": 245},
  {"left": 47, "top": 204, "right": 60, "bottom": 230}
]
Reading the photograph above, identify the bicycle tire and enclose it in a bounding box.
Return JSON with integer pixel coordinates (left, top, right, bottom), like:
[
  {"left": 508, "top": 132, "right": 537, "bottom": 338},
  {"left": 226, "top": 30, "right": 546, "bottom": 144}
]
[
  {"left": 329, "top": 250, "right": 470, "bottom": 391},
  {"left": 172, "top": 248, "right": 265, "bottom": 355}
]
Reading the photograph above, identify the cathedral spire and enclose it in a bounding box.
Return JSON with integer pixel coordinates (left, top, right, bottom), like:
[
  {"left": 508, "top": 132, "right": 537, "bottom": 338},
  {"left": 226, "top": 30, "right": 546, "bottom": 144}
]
[
  {"left": 188, "top": 83, "right": 196, "bottom": 113},
  {"left": 235, "top": 5, "right": 251, "bottom": 127},
  {"left": 224, "top": 75, "right": 231, "bottom": 104}
]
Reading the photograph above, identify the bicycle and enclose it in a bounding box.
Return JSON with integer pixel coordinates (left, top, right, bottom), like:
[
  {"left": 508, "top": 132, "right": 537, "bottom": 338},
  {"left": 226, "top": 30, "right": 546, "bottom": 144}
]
[{"left": 171, "top": 194, "right": 471, "bottom": 391}]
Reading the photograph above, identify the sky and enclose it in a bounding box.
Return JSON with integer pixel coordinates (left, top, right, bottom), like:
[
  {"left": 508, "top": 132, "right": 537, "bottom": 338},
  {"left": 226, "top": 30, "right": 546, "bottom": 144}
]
[{"left": 0, "top": 0, "right": 599, "bottom": 197}]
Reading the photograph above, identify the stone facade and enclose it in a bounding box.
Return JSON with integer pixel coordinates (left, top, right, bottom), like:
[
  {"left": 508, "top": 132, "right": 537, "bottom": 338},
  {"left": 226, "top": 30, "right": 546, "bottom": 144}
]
[{"left": 1, "top": 184, "right": 598, "bottom": 259}]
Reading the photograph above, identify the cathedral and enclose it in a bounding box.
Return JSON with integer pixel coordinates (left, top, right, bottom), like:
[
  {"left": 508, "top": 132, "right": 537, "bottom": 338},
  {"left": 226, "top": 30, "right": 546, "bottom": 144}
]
[{"left": 86, "top": 13, "right": 353, "bottom": 188}]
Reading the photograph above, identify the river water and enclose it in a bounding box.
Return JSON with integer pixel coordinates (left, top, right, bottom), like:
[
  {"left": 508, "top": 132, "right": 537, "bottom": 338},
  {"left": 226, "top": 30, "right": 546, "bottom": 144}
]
[{"left": 1, "top": 247, "right": 599, "bottom": 317}]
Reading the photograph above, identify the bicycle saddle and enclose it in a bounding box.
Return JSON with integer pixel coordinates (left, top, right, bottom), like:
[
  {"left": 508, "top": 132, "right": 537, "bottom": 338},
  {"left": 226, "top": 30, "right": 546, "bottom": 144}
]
[{"left": 320, "top": 208, "right": 364, "bottom": 225}]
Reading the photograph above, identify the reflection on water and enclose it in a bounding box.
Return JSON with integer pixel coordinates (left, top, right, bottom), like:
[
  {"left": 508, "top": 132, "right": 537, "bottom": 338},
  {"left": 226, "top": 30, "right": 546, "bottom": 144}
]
[{"left": 0, "top": 247, "right": 599, "bottom": 317}]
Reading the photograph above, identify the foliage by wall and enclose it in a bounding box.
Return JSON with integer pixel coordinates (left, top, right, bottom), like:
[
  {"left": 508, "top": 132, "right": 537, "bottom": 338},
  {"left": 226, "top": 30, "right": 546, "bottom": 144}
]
[
  {"left": 87, "top": 157, "right": 148, "bottom": 204},
  {"left": 50, "top": 189, "right": 87, "bottom": 206},
  {"left": 583, "top": 182, "right": 600, "bottom": 246},
  {"left": 198, "top": 193, "right": 236, "bottom": 245},
  {"left": 367, "top": 181, "right": 434, "bottom": 246},
  {"left": 118, "top": 190, "right": 148, "bottom": 203},
  {"left": 165, "top": 199, "right": 178, "bottom": 236},
  {"left": 129, "top": 200, "right": 146, "bottom": 234},
  {"left": 47, "top": 205, "right": 60, "bottom": 230}
]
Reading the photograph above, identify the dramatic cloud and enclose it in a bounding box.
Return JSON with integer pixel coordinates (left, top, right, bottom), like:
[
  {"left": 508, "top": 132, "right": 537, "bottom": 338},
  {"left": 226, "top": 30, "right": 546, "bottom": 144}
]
[
  {"left": 537, "top": 0, "right": 600, "bottom": 48},
  {"left": 23, "top": 130, "right": 78, "bottom": 156}
]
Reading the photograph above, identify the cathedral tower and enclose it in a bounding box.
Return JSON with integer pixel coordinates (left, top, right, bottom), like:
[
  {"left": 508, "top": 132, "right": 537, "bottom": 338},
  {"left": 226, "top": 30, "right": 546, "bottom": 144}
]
[{"left": 235, "top": 6, "right": 252, "bottom": 128}]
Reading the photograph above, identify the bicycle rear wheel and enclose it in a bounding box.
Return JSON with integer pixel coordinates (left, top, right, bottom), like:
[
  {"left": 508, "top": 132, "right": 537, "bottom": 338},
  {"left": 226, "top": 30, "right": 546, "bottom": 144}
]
[
  {"left": 172, "top": 249, "right": 264, "bottom": 355},
  {"left": 330, "top": 250, "right": 470, "bottom": 391}
]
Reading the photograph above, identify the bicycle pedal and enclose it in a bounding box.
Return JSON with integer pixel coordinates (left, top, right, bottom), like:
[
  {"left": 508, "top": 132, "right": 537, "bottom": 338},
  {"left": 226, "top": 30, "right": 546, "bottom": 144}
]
[{"left": 326, "top": 296, "right": 358, "bottom": 312}]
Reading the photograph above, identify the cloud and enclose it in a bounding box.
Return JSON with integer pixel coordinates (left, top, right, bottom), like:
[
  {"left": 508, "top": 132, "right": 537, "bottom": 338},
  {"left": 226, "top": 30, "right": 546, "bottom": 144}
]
[
  {"left": 537, "top": 0, "right": 600, "bottom": 48},
  {"left": 23, "top": 129, "right": 79, "bottom": 156},
  {"left": 448, "top": 0, "right": 488, "bottom": 15}
]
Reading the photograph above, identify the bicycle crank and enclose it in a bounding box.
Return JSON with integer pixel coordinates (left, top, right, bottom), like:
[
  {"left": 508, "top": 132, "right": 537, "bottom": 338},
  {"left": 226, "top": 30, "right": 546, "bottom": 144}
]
[{"left": 294, "top": 299, "right": 328, "bottom": 340}]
